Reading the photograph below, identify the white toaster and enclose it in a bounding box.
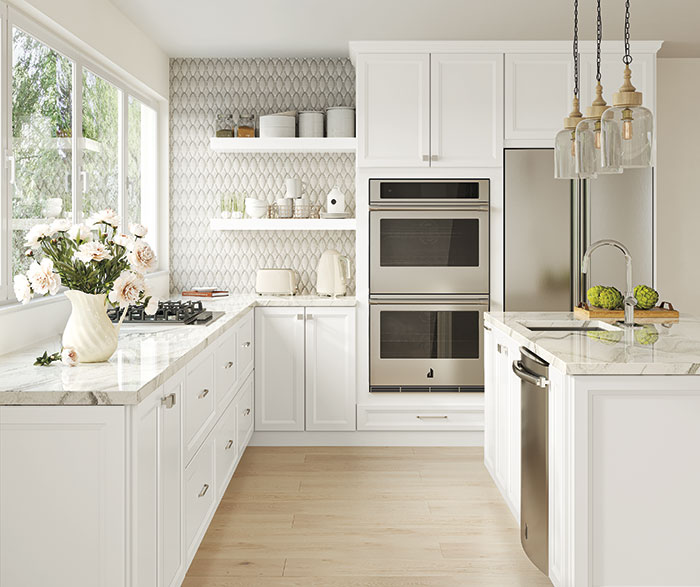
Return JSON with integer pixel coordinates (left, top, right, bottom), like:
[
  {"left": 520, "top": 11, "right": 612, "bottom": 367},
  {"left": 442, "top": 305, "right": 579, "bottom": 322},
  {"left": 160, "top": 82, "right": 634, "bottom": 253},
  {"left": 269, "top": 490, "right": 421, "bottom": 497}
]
[{"left": 255, "top": 268, "right": 299, "bottom": 296}]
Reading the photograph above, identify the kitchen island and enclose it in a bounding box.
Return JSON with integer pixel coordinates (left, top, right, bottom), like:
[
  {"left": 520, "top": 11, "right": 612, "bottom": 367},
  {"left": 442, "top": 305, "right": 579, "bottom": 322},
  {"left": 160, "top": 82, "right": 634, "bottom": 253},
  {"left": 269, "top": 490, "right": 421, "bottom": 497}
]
[
  {"left": 0, "top": 294, "right": 355, "bottom": 587},
  {"left": 484, "top": 311, "right": 700, "bottom": 587}
]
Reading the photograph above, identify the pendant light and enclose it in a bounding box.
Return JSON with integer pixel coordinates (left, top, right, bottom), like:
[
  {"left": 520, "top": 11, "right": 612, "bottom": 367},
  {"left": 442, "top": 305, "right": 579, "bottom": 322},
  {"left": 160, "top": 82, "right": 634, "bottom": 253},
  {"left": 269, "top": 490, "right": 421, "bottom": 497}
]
[
  {"left": 575, "top": 0, "right": 622, "bottom": 177},
  {"left": 554, "top": 0, "right": 582, "bottom": 179},
  {"left": 601, "top": 0, "right": 653, "bottom": 169}
]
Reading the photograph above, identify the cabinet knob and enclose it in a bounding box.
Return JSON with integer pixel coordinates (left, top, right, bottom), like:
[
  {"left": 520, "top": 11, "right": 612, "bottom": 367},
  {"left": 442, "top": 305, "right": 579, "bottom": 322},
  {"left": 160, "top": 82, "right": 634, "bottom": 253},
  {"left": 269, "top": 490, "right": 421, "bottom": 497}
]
[
  {"left": 244, "top": 408, "right": 251, "bottom": 416},
  {"left": 198, "top": 483, "right": 209, "bottom": 498},
  {"left": 224, "top": 361, "right": 234, "bottom": 369},
  {"left": 198, "top": 388, "right": 210, "bottom": 399},
  {"left": 225, "top": 439, "right": 234, "bottom": 450},
  {"left": 241, "top": 341, "right": 251, "bottom": 348},
  {"left": 422, "top": 154, "right": 430, "bottom": 162},
  {"left": 161, "top": 393, "right": 176, "bottom": 409}
]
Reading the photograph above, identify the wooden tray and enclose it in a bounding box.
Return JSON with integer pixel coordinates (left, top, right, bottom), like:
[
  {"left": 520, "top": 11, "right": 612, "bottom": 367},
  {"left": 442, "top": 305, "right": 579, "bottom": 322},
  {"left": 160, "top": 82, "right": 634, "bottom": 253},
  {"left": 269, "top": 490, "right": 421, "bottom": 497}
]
[{"left": 574, "top": 301, "right": 679, "bottom": 322}]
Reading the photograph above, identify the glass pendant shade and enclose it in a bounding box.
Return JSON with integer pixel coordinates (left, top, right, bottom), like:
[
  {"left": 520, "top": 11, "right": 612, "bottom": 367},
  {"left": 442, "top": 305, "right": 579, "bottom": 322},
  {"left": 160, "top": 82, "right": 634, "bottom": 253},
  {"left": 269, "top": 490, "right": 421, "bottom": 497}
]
[
  {"left": 554, "top": 128, "right": 578, "bottom": 179},
  {"left": 575, "top": 80, "right": 622, "bottom": 176},
  {"left": 601, "top": 104, "right": 653, "bottom": 169}
]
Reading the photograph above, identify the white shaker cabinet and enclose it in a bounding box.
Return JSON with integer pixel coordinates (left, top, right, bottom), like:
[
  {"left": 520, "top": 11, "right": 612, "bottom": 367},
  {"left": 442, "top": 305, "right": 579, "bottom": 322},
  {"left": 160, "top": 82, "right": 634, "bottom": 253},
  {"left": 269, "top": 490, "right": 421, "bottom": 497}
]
[
  {"left": 254, "top": 307, "right": 306, "bottom": 431},
  {"left": 505, "top": 53, "right": 574, "bottom": 143},
  {"left": 305, "top": 307, "right": 356, "bottom": 431},
  {"left": 356, "top": 53, "right": 430, "bottom": 167},
  {"left": 255, "top": 306, "right": 356, "bottom": 432},
  {"left": 430, "top": 53, "right": 503, "bottom": 167}
]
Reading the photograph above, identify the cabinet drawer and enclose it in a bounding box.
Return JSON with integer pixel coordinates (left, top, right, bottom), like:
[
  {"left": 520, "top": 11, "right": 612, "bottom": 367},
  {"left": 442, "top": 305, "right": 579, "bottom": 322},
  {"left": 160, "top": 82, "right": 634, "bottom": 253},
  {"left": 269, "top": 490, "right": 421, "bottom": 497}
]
[
  {"left": 236, "top": 374, "right": 254, "bottom": 450},
  {"left": 357, "top": 405, "right": 484, "bottom": 431},
  {"left": 236, "top": 312, "right": 254, "bottom": 382},
  {"left": 185, "top": 437, "right": 216, "bottom": 554},
  {"left": 214, "top": 400, "right": 238, "bottom": 498},
  {"left": 185, "top": 353, "right": 216, "bottom": 457},
  {"left": 214, "top": 328, "right": 237, "bottom": 410}
]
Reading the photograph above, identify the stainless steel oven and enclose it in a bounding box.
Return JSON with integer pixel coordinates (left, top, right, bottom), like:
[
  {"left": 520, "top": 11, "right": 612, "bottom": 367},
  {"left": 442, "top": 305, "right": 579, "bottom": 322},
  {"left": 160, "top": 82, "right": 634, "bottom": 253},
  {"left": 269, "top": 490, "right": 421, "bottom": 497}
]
[
  {"left": 369, "top": 297, "right": 487, "bottom": 392},
  {"left": 369, "top": 179, "right": 489, "bottom": 296}
]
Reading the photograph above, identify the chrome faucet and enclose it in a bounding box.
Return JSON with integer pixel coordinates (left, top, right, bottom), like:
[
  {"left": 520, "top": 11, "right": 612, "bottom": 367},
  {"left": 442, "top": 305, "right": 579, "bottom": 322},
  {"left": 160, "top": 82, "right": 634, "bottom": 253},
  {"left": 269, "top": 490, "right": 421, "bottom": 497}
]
[{"left": 582, "top": 239, "right": 637, "bottom": 327}]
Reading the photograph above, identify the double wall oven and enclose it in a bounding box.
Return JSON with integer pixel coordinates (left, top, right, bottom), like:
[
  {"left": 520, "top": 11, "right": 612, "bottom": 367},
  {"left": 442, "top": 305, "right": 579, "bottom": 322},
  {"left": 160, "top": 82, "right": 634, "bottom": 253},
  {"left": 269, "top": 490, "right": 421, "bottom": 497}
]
[{"left": 369, "top": 179, "right": 489, "bottom": 393}]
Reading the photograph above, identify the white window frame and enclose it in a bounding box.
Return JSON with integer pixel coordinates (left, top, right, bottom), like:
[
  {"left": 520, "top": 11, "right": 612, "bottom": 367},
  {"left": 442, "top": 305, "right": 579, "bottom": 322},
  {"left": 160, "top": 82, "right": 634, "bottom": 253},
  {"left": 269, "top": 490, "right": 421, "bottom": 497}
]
[{"left": 0, "top": 5, "right": 161, "bottom": 305}]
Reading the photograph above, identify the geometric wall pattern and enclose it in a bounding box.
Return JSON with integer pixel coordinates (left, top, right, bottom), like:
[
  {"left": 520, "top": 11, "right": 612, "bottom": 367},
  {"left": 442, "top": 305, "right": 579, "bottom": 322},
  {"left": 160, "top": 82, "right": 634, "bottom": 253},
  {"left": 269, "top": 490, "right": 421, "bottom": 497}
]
[{"left": 169, "top": 58, "right": 356, "bottom": 295}]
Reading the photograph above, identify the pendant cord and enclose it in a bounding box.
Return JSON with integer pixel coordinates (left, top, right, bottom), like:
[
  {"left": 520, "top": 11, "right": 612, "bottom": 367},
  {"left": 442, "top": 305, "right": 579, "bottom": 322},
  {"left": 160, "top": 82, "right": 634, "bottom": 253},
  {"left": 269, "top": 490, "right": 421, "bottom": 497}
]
[
  {"left": 623, "top": 0, "right": 632, "bottom": 65},
  {"left": 573, "top": 0, "right": 580, "bottom": 97},
  {"left": 596, "top": 0, "right": 602, "bottom": 82}
]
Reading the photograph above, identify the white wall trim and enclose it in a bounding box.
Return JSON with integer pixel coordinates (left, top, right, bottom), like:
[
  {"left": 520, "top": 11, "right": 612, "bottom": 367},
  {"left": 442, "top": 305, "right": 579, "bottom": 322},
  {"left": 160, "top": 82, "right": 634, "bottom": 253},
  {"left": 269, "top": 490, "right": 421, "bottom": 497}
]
[{"left": 250, "top": 430, "right": 484, "bottom": 447}]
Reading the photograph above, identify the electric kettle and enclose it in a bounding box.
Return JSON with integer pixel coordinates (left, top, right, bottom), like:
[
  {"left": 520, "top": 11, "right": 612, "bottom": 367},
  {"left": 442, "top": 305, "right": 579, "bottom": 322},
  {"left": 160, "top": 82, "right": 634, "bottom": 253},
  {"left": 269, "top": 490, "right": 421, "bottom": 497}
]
[{"left": 315, "top": 250, "right": 351, "bottom": 296}]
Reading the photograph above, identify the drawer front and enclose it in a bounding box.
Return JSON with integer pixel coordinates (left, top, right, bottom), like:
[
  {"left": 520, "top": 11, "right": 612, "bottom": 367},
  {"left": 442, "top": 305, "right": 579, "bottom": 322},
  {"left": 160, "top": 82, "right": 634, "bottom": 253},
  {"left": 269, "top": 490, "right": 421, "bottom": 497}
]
[
  {"left": 214, "top": 400, "right": 238, "bottom": 498},
  {"left": 236, "top": 374, "right": 254, "bottom": 450},
  {"left": 185, "top": 438, "right": 216, "bottom": 553},
  {"left": 215, "top": 328, "right": 237, "bottom": 410},
  {"left": 357, "top": 404, "right": 484, "bottom": 431},
  {"left": 236, "top": 312, "right": 254, "bottom": 382},
  {"left": 185, "top": 353, "right": 216, "bottom": 455}
]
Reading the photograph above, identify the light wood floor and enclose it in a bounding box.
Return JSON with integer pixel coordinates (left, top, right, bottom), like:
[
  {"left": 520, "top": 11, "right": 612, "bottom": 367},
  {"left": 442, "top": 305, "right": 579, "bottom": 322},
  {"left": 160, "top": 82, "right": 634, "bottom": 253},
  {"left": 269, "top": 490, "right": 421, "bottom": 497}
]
[{"left": 183, "top": 447, "right": 552, "bottom": 586}]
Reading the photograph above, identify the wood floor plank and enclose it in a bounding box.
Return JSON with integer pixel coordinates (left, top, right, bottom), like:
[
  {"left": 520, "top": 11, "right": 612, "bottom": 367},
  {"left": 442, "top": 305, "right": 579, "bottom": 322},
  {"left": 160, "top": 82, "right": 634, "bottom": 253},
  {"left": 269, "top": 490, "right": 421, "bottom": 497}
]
[{"left": 185, "top": 446, "right": 551, "bottom": 585}]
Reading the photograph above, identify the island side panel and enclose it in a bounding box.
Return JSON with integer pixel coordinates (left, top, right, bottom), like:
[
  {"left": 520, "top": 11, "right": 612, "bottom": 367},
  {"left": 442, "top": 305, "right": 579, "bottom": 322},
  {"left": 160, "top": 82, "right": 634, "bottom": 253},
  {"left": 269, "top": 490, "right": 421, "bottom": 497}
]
[
  {"left": 571, "top": 375, "right": 700, "bottom": 587},
  {"left": 0, "top": 406, "right": 127, "bottom": 587}
]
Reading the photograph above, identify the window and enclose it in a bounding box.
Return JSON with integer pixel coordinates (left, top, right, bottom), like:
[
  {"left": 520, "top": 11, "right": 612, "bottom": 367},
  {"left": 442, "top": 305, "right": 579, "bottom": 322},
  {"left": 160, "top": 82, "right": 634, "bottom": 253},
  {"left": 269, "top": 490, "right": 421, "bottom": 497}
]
[{"left": 0, "top": 10, "right": 160, "bottom": 304}]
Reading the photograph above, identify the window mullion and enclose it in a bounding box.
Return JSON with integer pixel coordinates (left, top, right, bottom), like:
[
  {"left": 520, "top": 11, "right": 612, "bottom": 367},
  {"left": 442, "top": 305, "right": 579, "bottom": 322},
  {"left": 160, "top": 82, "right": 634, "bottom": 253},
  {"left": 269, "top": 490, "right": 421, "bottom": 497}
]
[
  {"left": 118, "top": 90, "right": 126, "bottom": 228},
  {"left": 72, "top": 60, "right": 82, "bottom": 223},
  {"left": 1, "top": 5, "right": 9, "bottom": 300}
]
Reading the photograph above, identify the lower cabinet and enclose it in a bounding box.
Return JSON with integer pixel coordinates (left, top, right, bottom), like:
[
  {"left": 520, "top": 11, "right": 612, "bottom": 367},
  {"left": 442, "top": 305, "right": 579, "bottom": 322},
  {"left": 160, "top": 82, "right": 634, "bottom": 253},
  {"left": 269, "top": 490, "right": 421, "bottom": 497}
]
[{"left": 255, "top": 306, "right": 356, "bottom": 432}]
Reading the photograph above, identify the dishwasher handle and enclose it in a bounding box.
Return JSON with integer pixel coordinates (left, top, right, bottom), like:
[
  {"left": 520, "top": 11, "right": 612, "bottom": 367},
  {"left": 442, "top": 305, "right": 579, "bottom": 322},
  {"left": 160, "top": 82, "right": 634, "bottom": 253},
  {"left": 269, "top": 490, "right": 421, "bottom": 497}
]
[{"left": 512, "top": 360, "right": 548, "bottom": 388}]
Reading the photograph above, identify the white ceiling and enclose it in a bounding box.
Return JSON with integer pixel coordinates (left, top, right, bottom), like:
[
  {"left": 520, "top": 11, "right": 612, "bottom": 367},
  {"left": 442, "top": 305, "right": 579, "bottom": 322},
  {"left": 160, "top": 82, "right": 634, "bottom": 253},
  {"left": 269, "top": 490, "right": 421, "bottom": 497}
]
[{"left": 109, "top": 0, "right": 700, "bottom": 59}]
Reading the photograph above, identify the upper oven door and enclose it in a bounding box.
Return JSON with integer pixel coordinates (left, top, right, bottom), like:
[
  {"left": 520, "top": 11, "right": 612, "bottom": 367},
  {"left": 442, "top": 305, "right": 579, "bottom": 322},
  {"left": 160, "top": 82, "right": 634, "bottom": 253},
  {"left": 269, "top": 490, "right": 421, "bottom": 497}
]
[
  {"left": 369, "top": 179, "right": 489, "bottom": 207},
  {"left": 370, "top": 208, "right": 489, "bottom": 295}
]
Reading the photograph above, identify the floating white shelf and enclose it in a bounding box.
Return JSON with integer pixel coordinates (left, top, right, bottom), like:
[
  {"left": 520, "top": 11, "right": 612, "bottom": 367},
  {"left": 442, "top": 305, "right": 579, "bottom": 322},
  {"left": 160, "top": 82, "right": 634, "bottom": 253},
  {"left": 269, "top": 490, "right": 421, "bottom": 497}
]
[
  {"left": 210, "top": 218, "right": 356, "bottom": 231},
  {"left": 209, "top": 137, "right": 356, "bottom": 154}
]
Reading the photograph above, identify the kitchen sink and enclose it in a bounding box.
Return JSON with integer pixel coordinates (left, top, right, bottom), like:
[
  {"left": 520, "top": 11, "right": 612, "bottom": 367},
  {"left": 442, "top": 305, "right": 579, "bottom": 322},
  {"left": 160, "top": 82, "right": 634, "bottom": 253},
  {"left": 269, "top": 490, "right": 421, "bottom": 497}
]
[{"left": 520, "top": 320, "right": 621, "bottom": 333}]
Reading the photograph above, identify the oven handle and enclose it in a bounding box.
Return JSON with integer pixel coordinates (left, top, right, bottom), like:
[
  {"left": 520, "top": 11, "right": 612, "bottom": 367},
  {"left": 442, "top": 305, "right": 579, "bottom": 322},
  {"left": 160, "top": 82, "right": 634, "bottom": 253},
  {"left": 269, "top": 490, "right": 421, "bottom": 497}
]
[
  {"left": 369, "top": 205, "right": 489, "bottom": 212},
  {"left": 369, "top": 296, "right": 489, "bottom": 305}
]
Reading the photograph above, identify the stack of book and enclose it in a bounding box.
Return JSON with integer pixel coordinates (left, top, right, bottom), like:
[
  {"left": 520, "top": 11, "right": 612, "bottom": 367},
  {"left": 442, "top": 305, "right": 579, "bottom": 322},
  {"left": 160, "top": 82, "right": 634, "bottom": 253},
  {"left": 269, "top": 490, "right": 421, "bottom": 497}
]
[{"left": 182, "top": 287, "right": 229, "bottom": 298}]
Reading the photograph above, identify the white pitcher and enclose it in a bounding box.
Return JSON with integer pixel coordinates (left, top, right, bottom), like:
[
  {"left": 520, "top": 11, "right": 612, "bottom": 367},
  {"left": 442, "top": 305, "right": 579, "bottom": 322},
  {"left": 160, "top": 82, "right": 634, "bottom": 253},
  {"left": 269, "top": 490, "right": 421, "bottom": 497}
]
[{"left": 62, "top": 290, "right": 121, "bottom": 363}]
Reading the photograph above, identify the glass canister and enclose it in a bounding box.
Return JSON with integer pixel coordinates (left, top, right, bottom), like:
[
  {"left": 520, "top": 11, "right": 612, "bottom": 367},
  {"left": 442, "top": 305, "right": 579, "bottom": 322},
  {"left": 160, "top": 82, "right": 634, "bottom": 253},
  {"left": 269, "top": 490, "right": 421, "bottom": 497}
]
[
  {"left": 236, "top": 114, "right": 255, "bottom": 138},
  {"left": 215, "top": 113, "right": 234, "bottom": 137}
]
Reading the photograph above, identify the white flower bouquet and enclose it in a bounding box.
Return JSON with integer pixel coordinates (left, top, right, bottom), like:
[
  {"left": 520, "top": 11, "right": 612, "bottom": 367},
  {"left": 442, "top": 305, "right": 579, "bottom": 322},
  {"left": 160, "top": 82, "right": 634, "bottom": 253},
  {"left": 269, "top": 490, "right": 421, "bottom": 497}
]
[{"left": 14, "top": 209, "right": 160, "bottom": 364}]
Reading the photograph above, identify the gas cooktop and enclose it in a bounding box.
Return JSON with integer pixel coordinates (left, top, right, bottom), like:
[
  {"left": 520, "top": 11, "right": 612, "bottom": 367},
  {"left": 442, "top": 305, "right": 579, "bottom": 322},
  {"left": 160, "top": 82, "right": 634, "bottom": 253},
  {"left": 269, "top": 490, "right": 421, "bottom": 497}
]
[{"left": 107, "top": 300, "right": 223, "bottom": 326}]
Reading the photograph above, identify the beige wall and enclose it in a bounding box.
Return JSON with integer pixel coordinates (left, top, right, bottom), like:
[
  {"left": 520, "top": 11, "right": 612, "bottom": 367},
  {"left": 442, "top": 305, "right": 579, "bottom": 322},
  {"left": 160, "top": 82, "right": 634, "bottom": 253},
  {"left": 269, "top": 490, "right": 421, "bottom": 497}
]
[{"left": 656, "top": 58, "right": 700, "bottom": 311}]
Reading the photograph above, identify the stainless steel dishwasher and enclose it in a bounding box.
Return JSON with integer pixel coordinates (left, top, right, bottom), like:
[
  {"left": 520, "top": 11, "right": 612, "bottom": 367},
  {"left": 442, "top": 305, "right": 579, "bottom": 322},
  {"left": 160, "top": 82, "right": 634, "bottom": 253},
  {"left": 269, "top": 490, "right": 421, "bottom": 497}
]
[{"left": 512, "top": 347, "right": 550, "bottom": 576}]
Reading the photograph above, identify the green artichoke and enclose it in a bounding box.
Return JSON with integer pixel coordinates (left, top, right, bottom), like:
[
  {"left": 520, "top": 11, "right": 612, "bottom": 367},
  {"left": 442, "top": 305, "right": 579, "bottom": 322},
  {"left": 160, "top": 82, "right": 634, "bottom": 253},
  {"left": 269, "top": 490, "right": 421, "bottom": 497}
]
[
  {"left": 598, "top": 286, "right": 623, "bottom": 310},
  {"left": 634, "top": 324, "right": 659, "bottom": 345},
  {"left": 587, "top": 285, "right": 606, "bottom": 307},
  {"left": 634, "top": 285, "right": 659, "bottom": 310}
]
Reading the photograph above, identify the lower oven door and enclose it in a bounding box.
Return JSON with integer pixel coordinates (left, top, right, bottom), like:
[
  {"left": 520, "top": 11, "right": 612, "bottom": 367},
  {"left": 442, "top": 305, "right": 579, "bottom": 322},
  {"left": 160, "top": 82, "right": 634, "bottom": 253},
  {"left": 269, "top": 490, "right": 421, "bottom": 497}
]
[{"left": 370, "top": 298, "right": 487, "bottom": 390}]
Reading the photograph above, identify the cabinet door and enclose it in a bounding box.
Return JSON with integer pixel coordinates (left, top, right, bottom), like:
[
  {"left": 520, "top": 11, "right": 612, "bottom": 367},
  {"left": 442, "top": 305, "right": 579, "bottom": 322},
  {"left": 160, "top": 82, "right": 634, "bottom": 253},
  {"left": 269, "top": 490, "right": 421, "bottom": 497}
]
[
  {"left": 494, "top": 335, "right": 512, "bottom": 493},
  {"left": 431, "top": 53, "right": 503, "bottom": 167},
  {"left": 483, "top": 326, "right": 497, "bottom": 472},
  {"left": 236, "top": 311, "right": 254, "bottom": 382},
  {"left": 214, "top": 326, "right": 238, "bottom": 411},
  {"left": 505, "top": 54, "right": 573, "bottom": 143},
  {"left": 254, "top": 307, "right": 305, "bottom": 431},
  {"left": 305, "top": 307, "right": 356, "bottom": 431},
  {"left": 505, "top": 337, "right": 522, "bottom": 519},
  {"left": 357, "top": 53, "right": 430, "bottom": 167},
  {"left": 160, "top": 372, "right": 184, "bottom": 587}
]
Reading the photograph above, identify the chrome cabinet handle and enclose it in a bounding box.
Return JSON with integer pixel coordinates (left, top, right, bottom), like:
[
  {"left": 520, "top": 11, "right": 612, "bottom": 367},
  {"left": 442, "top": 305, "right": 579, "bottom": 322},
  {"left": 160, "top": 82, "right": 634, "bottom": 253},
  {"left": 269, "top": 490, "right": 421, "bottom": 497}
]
[
  {"left": 416, "top": 415, "right": 448, "bottom": 419},
  {"left": 497, "top": 343, "right": 508, "bottom": 355},
  {"left": 198, "top": 484, "right": 209, "bottom": 498},
  {"left": 198, "top": 388, "right": 210, "bottom": 399},
  {"left": 296, "top": 314, "right": 304, "bottom": 320},
  {"left": 224, "top": 361, "right": 234, "bottom": 369},
  {"left": 161, "top": 393, "right": 176, "bottom": 409},
  {"left": 225, "top": 439, "right": 233, "bottom": 450},
  {"left": 484, "top": 325, "right": 492, "bottom": 331},
  {"left": 241, "top": 341, "right": 251, "bottom": 348},
  {"left": 422, "top": 154, "right": 430, "bottom": 161},
  {"left": 431, "top": 154, "right": 438, "bottom": 161},
  {"left": 306, "top": 314, "right": 313, "bottom": 320},
  {"left": 244, "top": 408, "right": 251, "bottom": 416}
]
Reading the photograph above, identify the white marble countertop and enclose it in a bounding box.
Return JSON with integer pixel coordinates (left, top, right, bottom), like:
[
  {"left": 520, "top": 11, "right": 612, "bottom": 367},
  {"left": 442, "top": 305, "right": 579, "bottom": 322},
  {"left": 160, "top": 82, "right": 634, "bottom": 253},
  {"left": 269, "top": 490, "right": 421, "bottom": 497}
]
[
  {"left": 485, "top": 311, "right": 700, "bottom": 376},
  {"left": 0, "top": 294, "right": 356, "bottom": 406}
]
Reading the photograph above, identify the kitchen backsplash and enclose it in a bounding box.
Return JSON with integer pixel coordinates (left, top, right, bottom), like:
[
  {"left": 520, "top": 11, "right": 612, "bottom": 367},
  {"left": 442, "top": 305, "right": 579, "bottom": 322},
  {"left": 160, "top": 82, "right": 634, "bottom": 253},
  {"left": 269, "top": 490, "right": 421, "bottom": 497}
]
[{"left": 169, "top": 58, "right": 356, "bottom": 295}]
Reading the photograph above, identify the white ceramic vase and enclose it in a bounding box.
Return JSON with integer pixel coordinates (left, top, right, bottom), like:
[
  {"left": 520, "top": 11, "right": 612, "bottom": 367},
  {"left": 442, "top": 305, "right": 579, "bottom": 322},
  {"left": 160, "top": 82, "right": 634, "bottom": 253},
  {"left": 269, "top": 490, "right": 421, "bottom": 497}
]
[{"left": 62, "top": 290, "right": 120, "bottom": 363}]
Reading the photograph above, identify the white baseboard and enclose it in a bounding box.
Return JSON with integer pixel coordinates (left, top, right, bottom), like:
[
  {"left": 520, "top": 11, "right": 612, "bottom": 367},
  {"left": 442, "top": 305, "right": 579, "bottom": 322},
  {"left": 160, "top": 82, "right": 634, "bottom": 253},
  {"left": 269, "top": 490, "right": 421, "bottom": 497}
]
[{"left": 250, "top": 430, "right": 484, "bottom": 447}]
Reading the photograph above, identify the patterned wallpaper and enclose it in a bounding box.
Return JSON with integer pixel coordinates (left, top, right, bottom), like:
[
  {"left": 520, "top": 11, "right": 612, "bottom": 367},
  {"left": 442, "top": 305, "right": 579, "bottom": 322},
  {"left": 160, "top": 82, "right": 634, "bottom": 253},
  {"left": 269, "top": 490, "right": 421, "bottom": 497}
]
[{"left": 169, "top": 58, "right": 356, "bottom": 295}]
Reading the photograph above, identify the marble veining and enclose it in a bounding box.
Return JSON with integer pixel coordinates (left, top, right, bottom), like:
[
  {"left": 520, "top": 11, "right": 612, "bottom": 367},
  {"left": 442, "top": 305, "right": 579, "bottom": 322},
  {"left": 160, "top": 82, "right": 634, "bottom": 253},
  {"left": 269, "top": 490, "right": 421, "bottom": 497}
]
[
  {"left": 0, "top": 294, "right": 356, "bottom": 406},
  {"left": 486, "top": 311, "right": 700, "bottom": 376}
]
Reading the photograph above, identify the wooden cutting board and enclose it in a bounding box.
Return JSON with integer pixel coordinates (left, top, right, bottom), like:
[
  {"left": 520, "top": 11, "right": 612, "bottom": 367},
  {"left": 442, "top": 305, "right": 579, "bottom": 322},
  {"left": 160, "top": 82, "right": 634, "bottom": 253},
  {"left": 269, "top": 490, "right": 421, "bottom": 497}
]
[{"left": 574, "top": 301, "right": 679, "bottom": 322}]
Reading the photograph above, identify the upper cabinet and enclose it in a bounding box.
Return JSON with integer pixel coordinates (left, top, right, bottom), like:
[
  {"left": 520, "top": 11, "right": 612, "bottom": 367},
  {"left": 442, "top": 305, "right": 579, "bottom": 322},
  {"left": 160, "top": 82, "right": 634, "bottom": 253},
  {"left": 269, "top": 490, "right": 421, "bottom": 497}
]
[
  {"left": 356, "top": 53, "right": 430, "bottom": 168},
  {"left": 430, "top": 54, "right": 503, "bottom": 167},
  {"left": 356, "top": 51, "right": 503, "bottom": 168}
]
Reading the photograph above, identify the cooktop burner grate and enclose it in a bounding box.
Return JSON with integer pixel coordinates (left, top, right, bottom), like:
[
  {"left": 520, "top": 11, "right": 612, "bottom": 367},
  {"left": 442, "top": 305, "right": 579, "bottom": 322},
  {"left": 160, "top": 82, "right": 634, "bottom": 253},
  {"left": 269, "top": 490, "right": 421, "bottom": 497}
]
[{"left": 107, "top": 300, "right": 215, "bottom": 325}]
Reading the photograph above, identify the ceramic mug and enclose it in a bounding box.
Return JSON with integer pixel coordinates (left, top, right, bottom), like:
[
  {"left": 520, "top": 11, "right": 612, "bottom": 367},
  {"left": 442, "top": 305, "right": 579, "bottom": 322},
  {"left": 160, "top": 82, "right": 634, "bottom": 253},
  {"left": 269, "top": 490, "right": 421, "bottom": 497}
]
[{"left": 285, "top": 177, "right": 305, "bottom": 199}]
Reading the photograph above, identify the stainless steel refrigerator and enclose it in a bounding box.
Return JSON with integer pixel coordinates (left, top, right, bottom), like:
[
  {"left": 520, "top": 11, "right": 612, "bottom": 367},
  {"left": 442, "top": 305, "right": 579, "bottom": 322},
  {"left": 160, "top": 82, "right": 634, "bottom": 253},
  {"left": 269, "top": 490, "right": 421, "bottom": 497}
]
[{"left": 504, "top": 149, "right": 654, "bottom": 312}]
